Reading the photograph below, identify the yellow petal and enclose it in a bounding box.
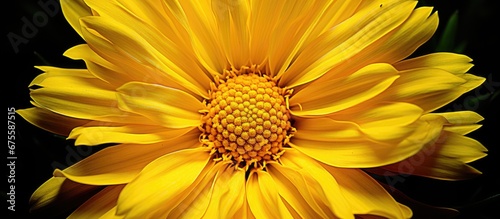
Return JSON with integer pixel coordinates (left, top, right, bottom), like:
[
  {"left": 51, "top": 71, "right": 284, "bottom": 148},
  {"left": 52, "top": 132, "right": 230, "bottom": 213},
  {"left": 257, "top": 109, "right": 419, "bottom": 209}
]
[
  {"left": 167, "top": 162, "right": 229, "bottom": 219},
  {"left": 382, "top": 155, "right": 483, "bottom": 181},
  {"left": 80, "top": 16, "right": 211, "bottom": 98},
  {"left": 429, "top": 111, "right": 484, "bottom": 135},
  {"left": 61, "top": 0, "right": 92, "bottom": 38},
  {"left": 99, "top": 206, "right": 123, "bottom": 219},
  {"left": 290, "top": 117, "right": 444, "bottom": 168},
  {"left": 380, "top": 53, "right": 486, "bottom": 112},
  {"left": 382, "top": 67, "right": 485, "bottom": 112},
  {"left": 203, "top": 167, "right": 246, "bottom": 218},
  {"left": 232, "top": 193, "right": 255, "bottom": 219},
  {"left": 290, "top": 63, "right": 399, "bottom": 116},
  {"left": 392, "top": 68, "right": 466, "bottom": 96},
  {"left": 267, "top": 0, "right": 332, "bottom": 78},
  {"left": 28, "top": 66, "right": 93, "bottom": 96},
  {"left": 69, "top": 185, "right": 125, "bottom": 219},
  {"left": 273, "top": 149, "right": 354, "bottom": 218},
  {"left": 17, "top": 107, "right": 88, "bottom": 136},
  {"left": 68, "top": 124, "right": 194, "bottom": 145},
  {"left": 356, "top": 215, "right": 386, "bottom": 219},
  {"left": 434, "top": 132, "right": 487, "bottom": 163},
  {"left": 76, "top": 24, "right": 202, "bottom": 97},
  {"left": 164, "top": 0, "right": 228, "bottom": 74},
  {"left": 30, "top": 177, "right": 100, "bottom": 216},
  {"left": 117, "top": 82, "right": 204, "bottom": 129},
  {"left": 336, "top": 102, "right": 423, "bottom": 128},
  {"left": 368, "top": 6, "right": 438, "bottom": 62},
  {"left": 443, "top": 124, "right": 482, "bottom": 136},
  {"left": 305, "top": 6, "right": 438, "bottom": 88},
  {"left": 431, "top": 111, "right": 484, "bottom": 125},
  {"left": 299, "top": 0, "right": 363, "bottom": 49},
  {"left": 31, "top": 66, "right": 103, "bottom": 86},
  {"left": 64, "top": 44, "right": 134, "bottom": 86},
  {"left": 279, "top": 1, "right": 416, "bottom": 88},
  {"left": 293, "top": 116, "right": 410, "bottom": 146},
  {"left": 55, "top": 130, "right": 201, "bottom": 185},
  {"left": 394, "top": 52, "right": 474, "bottom": 74},
  {"left": 289, "top": 139, "right": 388, "bottom": 168},
  {"left": 71, "top": 24, "right": 186, "bottom": 93},
  {"left": 64, "top": 44, "right": 207, "bottom": 99},
  {"left": 294, "top": 117, "right": 364, "bottom": 141},
  {"left": 30, "top": 84, "right": 118, "bottom": 120},
  {"left": 353, "top": 6, "right": 438, "bottom": 68},
  {"left": 28, "top": 67, "right": 128, "bottom": 121},
  {"left": 84, "top": 0, "right": 190, "bottom": 49},
  {"left": 248, "top": 0, "right": 286, "bottom": 66},
  {"left": 321, "top": 166, "right": 412, "bottom": 218},
  {"left": 246, "top": 170, "right": 294, "bottom": 219},
  {"left": 380, "top": 131, "right": 487, "bottom": 180},
  {"left": 116, "top": 147, "right": 211, "bottom": 218},
  {"left": 328, "top": 102, "right": 423, "bottom": 141},
  {"left": 212, "top": 0, "right": 250, "bottom": 67},
  {"left": 267, "top": 165, "right": 329, "bottom": 218}
]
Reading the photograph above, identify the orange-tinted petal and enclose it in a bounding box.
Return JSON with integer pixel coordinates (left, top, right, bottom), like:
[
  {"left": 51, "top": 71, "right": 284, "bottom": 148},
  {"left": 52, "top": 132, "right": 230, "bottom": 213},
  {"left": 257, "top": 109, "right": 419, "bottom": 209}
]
[
  {"left": 30, "top": 177, "right": 101, "bottom": 216},
  {"left": 17, "top": 107, "right": 88, "bottom": 136},
  {"left": 69, "top": 185, "right": 125, "bottom": 219}
]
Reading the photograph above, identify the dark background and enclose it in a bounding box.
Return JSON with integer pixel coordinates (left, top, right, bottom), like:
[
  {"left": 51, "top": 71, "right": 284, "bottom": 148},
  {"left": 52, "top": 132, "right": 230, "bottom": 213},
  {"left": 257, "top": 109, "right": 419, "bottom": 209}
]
[{"left": 4, "top": 0, "right": 499, "bottom": 218}]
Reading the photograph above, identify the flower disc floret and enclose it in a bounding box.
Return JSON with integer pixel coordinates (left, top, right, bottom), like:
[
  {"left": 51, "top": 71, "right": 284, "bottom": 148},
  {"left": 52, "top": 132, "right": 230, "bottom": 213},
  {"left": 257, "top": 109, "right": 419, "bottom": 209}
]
[{"left": 201, "top": 67, "right": 294, "bottom": 169}]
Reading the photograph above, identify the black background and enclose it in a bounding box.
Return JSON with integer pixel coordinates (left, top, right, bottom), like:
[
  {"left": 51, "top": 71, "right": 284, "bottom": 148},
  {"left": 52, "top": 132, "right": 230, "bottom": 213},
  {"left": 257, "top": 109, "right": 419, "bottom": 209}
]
[{"left": 4, "top": 0, "right": 499, "bottom": 218}]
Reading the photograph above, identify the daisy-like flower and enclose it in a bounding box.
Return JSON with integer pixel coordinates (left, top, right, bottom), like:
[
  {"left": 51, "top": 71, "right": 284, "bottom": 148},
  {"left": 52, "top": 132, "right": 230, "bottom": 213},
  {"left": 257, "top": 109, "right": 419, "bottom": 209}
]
[{"left": 20, "top": 0, "right": 488, "bottom": 218}]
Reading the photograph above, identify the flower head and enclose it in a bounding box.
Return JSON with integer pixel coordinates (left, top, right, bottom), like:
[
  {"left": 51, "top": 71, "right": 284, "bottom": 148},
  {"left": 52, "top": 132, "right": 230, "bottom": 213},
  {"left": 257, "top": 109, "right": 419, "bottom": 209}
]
[{"left": 21, "top": 0, "right": 487, "bottom": 218}]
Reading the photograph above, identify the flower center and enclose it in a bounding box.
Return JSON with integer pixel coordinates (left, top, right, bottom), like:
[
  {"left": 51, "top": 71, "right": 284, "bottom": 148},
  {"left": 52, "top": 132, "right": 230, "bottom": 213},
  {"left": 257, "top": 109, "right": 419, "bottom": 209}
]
[{"left": 201, "top": 66, "right": 294, "bottom": 170}]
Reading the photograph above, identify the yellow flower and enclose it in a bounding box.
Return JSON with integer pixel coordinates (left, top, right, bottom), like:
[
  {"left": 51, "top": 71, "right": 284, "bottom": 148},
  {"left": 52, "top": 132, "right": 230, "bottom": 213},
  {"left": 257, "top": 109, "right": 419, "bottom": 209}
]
[{"left": 20, "top": 0, "right": 488, "bottom": 218}]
